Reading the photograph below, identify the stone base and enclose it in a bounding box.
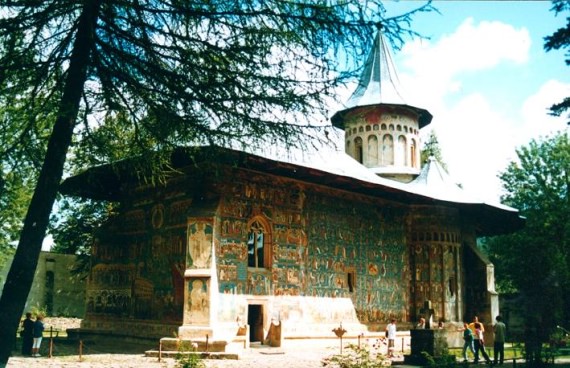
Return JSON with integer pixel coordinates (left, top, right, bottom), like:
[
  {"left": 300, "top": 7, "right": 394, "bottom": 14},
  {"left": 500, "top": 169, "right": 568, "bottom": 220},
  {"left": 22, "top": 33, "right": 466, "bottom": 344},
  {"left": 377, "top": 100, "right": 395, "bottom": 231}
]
[{"left": 404, "top": 329, "right": 449, "bottom": 365}]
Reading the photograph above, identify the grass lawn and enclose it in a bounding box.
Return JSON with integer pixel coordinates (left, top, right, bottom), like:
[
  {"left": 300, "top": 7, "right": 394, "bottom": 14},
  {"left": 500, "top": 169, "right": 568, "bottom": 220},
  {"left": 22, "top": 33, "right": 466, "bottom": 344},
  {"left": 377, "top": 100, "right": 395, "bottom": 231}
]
[{"left": 449, "top": 342, "right": 570, "bottom": 363}]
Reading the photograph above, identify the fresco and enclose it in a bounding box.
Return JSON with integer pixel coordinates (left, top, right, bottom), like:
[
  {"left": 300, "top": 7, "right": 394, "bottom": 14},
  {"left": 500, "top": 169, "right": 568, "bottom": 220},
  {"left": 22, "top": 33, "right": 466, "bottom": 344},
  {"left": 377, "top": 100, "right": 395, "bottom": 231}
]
[
  {"left": 409, "top": 231, "right": 461, "bottom": 323},
  {"left": 87, "top": 198, "right": 189, "bottom": 323},
  {"left": 186, "top": 277, "right": 210, "bottom": 324},
  {"left": 212, "top": 170, "right": 409, "bottom": 327},
  {"left": 83, "top": 166, "right": 470, "bottom": 340},
  {"left": 187, "top": 221, "right": 213, "bottom": 268}
]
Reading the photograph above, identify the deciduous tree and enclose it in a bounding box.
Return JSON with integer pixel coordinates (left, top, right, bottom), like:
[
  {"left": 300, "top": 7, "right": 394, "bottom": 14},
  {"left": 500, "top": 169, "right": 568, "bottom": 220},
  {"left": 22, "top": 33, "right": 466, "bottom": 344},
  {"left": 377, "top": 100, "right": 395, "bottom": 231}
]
[{"left": 481, "top": 132, "right": 570, "bottom": 352}]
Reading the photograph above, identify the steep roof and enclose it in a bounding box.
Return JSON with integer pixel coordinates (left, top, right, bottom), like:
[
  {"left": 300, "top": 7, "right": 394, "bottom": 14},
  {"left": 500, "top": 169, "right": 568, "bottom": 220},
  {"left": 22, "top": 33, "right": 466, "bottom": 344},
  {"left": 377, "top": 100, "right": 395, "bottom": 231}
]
[
  {"left": 331, "top": 31, "right": 432, "bottom": 128},
  {"left": 345, "top": 30, "right": 407, "bottom": 108}
]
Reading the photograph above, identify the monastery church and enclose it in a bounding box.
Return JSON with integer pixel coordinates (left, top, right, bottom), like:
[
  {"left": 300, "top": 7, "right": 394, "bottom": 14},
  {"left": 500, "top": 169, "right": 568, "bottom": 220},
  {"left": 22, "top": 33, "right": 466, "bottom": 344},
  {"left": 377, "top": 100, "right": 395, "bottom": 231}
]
[{"left": 60, "top": 31, "right": 524, "bottom": 351}]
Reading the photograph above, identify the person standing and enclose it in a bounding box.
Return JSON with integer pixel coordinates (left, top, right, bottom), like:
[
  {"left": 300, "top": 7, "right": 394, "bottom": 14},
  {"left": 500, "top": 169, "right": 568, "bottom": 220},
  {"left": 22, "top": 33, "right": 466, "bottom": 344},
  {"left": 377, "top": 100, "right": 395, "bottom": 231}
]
[
  {"left": 474, "top": 322, "right": 492, "bottom": 364},
  {"left": 385, "top": 319, "right": 397, "bottom": 358},
  {"left": 20, "top": 312, "right": 34, "bottom": 356},
  {"left": 460, "top": 322, "right": 476, "bottom": 362},
  {"left": 494, "top": 315, "right": 507, "bottom": 365},
  {"left": 32, "top": 314, "right": 45, "bottom": 357}
]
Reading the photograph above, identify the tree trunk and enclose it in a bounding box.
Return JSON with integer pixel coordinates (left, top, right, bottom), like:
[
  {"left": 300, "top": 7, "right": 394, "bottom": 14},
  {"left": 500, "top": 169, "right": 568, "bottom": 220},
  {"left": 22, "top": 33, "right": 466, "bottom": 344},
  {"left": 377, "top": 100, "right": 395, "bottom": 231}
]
[{"left": 0, "top": 2, "right": 101, "bottom": 366}]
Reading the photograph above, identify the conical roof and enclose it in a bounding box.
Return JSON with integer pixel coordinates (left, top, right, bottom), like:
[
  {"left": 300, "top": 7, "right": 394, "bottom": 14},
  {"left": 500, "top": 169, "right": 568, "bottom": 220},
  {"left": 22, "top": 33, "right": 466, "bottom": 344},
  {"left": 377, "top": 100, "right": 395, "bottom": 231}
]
[
  {"left": 331, "top": 30, "right": 432, "bottom": 128},
  {"left": 345, "top": 31, "right": 406, "bottom": 108}
]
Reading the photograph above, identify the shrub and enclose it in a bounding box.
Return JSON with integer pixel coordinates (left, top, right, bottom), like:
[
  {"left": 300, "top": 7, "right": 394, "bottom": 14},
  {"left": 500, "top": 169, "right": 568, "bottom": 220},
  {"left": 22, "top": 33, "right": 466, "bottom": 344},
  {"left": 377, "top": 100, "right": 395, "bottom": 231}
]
[
  {"left": 176, "top": 342, "right": 205, "bottom": 368},
  {"left": 322, "top": 343, "right": 391, "bottom": 368}
]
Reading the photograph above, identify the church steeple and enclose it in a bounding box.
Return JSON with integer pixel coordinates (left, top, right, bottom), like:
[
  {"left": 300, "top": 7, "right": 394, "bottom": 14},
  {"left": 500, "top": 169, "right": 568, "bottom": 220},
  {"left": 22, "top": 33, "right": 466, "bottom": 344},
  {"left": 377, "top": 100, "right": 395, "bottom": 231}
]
[
  {"left": 331, "top": 29, "right": 433, "bottom": 183},
  {"left": 344, "top": 30, "right": 407, "bottom": 109}
]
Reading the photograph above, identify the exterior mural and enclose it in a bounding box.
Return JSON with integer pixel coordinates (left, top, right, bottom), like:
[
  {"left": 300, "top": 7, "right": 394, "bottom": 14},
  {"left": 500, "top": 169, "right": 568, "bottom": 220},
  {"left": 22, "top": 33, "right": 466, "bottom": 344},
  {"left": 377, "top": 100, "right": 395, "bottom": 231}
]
[{"left": 73, "top": 161, "right": 505, "bottom": 345}]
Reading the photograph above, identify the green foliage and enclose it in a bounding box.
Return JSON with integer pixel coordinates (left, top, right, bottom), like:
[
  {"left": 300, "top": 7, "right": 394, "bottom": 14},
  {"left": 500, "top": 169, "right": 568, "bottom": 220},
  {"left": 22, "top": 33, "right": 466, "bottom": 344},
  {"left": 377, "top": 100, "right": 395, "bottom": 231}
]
[
  {"left": 29, "top": 304, "right": 48, "bottom": 318},
  {"left": 0, "top": 169, "right": 34, "bottom": 253},
  {"left": 420, "top": 351, "right": 456, "bottom": 367},
  {"left": 544, "top": 0, "right": 570, "bottom": 124},
  {"left": 321, "top": 343, "right": 391, "bottom": 368},
  {"left": 176, "top": 344, "right": 205, "bottom": 368},
  {"left": 176, "top": 353, "right": 205, "bottom": 368},
  {"left": 481, "top": 132, "right": 570, "bottom": 332},
  {"left": 421, "top": 130, "right": 448, "bottom": 171},
  {"left": 48, "top": 198, "right": 117, "bottom": 275}
]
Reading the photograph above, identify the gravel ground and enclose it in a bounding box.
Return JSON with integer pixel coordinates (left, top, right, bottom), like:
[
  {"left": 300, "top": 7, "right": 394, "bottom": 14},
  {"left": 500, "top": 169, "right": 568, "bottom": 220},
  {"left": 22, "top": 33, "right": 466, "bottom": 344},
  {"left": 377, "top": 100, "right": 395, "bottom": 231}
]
[
  {"left": 7, "top": 341, "right": 392, "bottom": 368},
  {"left": 8, "top": 318, "right": 403, "bottom": 367}
]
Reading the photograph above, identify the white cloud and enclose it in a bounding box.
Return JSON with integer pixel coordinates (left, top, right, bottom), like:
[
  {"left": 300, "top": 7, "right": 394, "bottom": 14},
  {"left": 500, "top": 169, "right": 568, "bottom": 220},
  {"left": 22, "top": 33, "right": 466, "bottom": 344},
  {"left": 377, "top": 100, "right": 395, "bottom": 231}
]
[
  {"left": 395, "top": 18, "right": 538, "bottom": 201},
  {"left": 329, "top": 16, "right": 568, "bottom": 203},
  {"left": 517, "top": 79, "right": 570, "bottom": 144},
  {"left": 428, "top": 93, "right": 516, "bottom": 202}
]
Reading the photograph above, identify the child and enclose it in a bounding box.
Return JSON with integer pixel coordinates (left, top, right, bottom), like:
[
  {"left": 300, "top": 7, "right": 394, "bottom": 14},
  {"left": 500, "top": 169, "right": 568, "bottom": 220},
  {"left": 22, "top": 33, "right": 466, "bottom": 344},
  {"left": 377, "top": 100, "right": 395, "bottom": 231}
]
[{"left": 32, "top": 314, "right": 45, "bottom": 357}]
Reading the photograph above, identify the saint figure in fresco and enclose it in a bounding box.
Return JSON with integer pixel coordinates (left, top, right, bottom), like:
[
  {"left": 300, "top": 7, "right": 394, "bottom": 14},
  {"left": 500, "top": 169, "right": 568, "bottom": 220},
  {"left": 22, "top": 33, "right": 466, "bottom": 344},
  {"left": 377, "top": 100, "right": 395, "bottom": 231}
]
[
  {"left": 189, "top": 279, "right": 209, "bottom": 319},
  {"left": 188, "top": 222, "right": 212, "bottom": 268}
]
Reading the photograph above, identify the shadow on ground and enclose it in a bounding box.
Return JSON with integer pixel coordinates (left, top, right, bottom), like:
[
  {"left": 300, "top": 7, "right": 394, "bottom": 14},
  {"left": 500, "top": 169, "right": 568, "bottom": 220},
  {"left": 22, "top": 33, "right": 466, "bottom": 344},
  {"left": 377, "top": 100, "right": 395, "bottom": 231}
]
[{"left": 13, "top": 336, "right": 156, "bottom": 358}]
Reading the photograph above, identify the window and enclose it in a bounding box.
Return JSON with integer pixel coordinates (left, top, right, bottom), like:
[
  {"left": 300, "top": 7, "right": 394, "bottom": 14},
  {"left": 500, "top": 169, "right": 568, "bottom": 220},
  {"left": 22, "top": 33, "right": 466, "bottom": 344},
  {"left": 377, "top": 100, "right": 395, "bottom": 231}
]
[
  {"left": 347, "top": 271, "right": 356, "bottom": 293},
  {"left": 354, "top": 137, "right": 363, "bottom": 164},
  {"left": 368, "top": 135, "right": 378, "bottom": 165},
  {"left": 396, "top": 135, "right": 407, "bottom": 166},
  {"left": 247, "top": 218, "right": 271, "bottom": 268},
  {"left": 381, "top": 134, "right": 394, "bottom": 165},
  {"left": 411, "top": 139, "right": 417, "bottom": 168}
]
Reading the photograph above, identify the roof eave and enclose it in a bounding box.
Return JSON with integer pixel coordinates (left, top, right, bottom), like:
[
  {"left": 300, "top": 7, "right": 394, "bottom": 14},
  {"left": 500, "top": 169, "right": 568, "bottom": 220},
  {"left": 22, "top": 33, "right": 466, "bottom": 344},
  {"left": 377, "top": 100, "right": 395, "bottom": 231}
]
[{"left": 331, "top": 103, "right": 433, "bottom": 130}]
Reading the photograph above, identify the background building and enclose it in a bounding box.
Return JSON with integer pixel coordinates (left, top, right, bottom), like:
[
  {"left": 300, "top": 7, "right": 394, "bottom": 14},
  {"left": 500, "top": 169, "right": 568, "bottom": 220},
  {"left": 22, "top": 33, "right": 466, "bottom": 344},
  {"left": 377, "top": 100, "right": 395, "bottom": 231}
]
[{"left": 0, "top": 251, "right": 85, "bottom": 318}]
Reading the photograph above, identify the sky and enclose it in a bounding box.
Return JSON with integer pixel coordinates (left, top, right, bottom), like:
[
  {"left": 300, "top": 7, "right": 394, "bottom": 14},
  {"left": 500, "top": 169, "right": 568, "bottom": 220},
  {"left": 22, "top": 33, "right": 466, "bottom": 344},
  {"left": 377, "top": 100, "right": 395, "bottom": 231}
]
[{"left": 334, "top": 1, "right": 569, "bottom": 204}]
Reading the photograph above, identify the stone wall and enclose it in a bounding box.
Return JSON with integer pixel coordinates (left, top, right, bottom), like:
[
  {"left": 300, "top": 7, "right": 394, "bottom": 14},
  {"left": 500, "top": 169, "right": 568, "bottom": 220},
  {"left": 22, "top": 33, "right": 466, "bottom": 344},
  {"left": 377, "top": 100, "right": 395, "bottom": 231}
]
[{"left": 0, "top": 251, "right": 85, "bottom": 317}]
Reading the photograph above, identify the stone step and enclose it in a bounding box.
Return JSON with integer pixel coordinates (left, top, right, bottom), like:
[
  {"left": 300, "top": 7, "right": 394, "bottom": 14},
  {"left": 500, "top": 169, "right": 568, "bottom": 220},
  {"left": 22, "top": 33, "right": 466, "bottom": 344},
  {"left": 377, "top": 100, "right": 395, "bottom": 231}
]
[{"left": 144, "top": 350, "right": 240, "bottom": 359}]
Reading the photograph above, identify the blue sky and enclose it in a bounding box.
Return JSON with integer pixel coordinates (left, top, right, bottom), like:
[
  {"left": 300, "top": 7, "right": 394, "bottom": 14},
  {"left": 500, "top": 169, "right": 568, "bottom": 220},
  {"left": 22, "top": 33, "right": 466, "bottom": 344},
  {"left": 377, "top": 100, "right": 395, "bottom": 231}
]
[{"left": 336, "top": 1, "right": 570, "bottom": 203}]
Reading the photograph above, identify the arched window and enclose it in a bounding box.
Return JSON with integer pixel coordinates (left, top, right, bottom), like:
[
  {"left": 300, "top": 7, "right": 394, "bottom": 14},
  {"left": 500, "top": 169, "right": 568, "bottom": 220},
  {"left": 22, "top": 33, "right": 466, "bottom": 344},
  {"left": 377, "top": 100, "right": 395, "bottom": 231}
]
[
  {"left": 411, "top": 139, "right": 417, "bottom": 168},
  {"left": 396, "top": 135, "right": 407, "bottom": 166},
  {"left": 381, "top": 134, "right": 394, "bottom": 165},
  {"left": 354, "top": 137, "right": 363, "bottom": 164},
  {"left": 368, "top": 135, "right": 378, "bottom": 166},
  {"left": 247, "top": 219, "right": 269, "bottom": 268}
]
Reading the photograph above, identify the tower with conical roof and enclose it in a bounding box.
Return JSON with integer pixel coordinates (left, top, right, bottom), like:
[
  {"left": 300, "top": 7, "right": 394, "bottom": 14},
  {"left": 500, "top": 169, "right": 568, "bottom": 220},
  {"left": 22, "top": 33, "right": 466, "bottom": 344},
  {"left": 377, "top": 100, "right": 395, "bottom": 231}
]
[{"left": 331, "top": 29, "right": 432, "bottom": 183}]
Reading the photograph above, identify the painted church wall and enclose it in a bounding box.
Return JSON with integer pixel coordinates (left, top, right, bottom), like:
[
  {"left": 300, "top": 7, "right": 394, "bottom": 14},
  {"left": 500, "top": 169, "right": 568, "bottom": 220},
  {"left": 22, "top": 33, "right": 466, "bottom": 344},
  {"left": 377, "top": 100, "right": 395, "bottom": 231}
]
[
  {"left": 80, "top": 165, "right": 477, "bottom": 340},
  {"left": 82, "top": 178, "right": 193, "bottom": 337},
  {"left": 408, "top": 206, "right": 464, "bottom": 326},
  {"left": 211, "top": 168, "right": 410, "bottom": 336}
]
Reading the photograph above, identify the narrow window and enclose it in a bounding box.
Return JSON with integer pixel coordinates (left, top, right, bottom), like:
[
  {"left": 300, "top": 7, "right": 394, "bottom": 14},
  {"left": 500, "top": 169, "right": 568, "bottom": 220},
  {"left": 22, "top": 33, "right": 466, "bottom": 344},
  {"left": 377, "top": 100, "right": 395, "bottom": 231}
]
[
  {"left": 248, "top": 220, "right": 265, "bottom": 268},
  {"left": 347, "top": 271, "right": 356, "bottom": 293},
  {"left": 355, "top": 137, "right": 363, "bottom": 164},
  {"left": 411, "top": 139, "right": 417, "bottom": 168},
  {"left": 396, "top": 135, "right": 407, "bottom": 166},
  {"left": 381, "top": 134, "right": 394, "bottom": 165},
  {"left": 368, "top": 135, "right": 378, "bottom": 165}
]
